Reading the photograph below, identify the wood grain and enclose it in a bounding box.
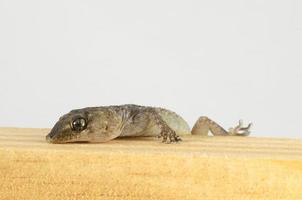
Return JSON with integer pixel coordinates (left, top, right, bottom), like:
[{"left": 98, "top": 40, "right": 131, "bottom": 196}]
[{"left": 0, "top": 127, "right": 302, "bottom": 200}]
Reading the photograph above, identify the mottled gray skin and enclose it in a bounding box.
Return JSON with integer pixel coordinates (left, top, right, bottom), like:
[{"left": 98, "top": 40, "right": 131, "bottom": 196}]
[{"left": 46, "top": 104, "right": 252, "bottom": 144}]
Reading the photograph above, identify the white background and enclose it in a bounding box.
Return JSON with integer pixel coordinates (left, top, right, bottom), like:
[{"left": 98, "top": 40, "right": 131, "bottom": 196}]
[{"left": 0, "top": 0, "right": 301, "bottom": 138}]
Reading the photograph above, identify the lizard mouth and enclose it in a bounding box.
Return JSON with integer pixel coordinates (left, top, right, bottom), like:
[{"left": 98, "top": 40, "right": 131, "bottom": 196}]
[
  {"left": 46, "top": 132, "right": 90, "bottom": 144},
  {"left": 46, "top": 133, "right": 59, "bottom": 143},
  {"left": 45, "top": 131, "right": 66, "bottom": 144}
]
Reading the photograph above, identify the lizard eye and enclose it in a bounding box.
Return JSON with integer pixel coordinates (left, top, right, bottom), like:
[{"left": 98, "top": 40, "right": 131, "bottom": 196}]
[{"left": 71, "top": 117, "right": 87, "bottom": 132}]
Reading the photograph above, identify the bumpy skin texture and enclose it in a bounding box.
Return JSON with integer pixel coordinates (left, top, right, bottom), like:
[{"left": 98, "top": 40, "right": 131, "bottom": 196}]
[{"left": 46, "top": 104, "right": 252, "bottom": 144}]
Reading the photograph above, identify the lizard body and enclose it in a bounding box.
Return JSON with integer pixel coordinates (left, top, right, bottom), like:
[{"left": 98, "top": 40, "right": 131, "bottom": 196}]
[{"left": 46, "top": 104, "right": 252, "bottom": 144}]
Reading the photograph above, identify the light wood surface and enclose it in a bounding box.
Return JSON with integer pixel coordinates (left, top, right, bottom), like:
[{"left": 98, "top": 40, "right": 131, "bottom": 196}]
[{"left": 0, "top": 127, "right": 302, "bottom": 200}]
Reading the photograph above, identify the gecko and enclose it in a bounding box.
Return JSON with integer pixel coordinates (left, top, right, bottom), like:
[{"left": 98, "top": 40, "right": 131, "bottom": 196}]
[{"left": 46, "top": 104, "right": 252, "bottom": 144}]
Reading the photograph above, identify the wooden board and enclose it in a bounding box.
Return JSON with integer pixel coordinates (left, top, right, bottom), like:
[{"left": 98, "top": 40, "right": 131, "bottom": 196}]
[{"left": 0, "top": 127, "right": 302, "bottom": 200}]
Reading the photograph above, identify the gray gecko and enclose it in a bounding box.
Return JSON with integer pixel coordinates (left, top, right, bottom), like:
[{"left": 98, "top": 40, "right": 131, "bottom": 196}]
[{"left": 46, "top": 104, "right": 252, "bottom": 144}]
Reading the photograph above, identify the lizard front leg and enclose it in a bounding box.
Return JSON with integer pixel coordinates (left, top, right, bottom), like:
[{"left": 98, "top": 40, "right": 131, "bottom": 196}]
[
  {"left": 147, "top": 109, "right": 182, "bottom": 143},
  {"left": 158, "top": 121, "right": 182, "bottom": 143}
]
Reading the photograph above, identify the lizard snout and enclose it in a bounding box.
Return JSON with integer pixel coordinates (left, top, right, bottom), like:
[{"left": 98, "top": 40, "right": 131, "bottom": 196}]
[
  {"left": 46, "top": 128, "right": 59, "bottom": 143},
  {"left": 46, "top": 132, "right": 54, "bottom": 143}
]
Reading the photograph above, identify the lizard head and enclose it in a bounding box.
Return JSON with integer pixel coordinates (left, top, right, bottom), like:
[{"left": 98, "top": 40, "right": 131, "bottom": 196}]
[{"left": 46, "top": 108, "right": 122, "bottom": 143}]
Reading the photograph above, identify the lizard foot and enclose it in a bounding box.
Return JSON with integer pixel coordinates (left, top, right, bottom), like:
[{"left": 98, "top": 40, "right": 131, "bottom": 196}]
[
  {"left": 228, "top": 120, "right": 252, "bottom": 136},
  {"left": 158, "top": 129, "right": 182, "bottom": 144}
]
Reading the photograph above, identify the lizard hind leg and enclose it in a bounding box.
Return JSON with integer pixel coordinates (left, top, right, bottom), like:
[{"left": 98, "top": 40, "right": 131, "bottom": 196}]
[
  {"left": 192, "top": 117, "right": 252, "bottom": 136},
  {"left": 228, "top": 120, "right": 252, "bottom": 136},
  {"left": 191, "top": 116, "right": 228, "bottom": 136}
]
